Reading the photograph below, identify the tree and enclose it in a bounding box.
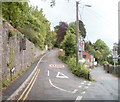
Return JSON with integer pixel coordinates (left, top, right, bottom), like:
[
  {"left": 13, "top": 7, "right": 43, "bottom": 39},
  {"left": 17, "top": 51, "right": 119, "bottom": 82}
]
[
  {"left": 54, "top": 21, "right": 68, "bottom": 46},
  {"left": 67, "top": 21, "right": 86, "bottom": 38},
  {"left": 94, "top": 50, "right": 102, "bottom": 63},
  {"left": 2, "top": 2, "right": 55, "bottom": 50},
  {"left": 84, "top": 41, "right": 95, "bottom": 54},
  {"left": 61, "top": 31, "right": 76, "bottom": 56},
  {"left": 67, "top": 22, "right": 76, "bottom": 34},
  {"left": 94, "top": 39, "right": 110, "bottom": 63},
  {"left": 79, "top": 20, "right": 86, "bottom": 38}
]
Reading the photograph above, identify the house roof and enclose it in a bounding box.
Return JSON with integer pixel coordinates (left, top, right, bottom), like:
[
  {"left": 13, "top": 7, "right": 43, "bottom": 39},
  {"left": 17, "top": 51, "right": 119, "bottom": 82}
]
[{"left": 84, "top": 50, "right": 93, "bottom": 55}]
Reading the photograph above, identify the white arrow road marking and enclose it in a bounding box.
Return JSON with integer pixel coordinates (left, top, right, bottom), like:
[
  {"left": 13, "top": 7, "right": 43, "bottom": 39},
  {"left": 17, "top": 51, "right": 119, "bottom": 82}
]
[
  {"left": 49, "top": 79, "right": 77, "bottom": 93},
  {"left": 56, "top": 72, "right": 69, "bottom": 78}
]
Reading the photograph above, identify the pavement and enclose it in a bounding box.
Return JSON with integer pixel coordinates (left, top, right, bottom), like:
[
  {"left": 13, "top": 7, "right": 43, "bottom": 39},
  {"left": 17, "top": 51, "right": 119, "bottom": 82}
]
[{"left": 2, "top": 49, "right": 119, "bottom": 102}]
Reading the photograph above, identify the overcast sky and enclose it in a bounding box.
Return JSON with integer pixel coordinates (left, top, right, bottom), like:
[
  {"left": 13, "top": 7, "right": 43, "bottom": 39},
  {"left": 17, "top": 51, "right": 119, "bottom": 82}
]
[{"left": 29, "top": 0, "right": 119, "bottom": 49}]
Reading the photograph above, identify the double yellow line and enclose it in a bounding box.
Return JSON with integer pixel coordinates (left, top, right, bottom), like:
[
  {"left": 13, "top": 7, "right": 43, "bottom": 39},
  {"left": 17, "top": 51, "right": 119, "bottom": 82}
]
[{"left": 17, "top": 69, "right": 40, "bottom": 102}]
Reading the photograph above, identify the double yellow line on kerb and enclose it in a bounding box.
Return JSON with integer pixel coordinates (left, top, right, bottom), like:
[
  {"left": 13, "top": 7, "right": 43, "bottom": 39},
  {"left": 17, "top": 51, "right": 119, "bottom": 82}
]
[{"left": 17, "top": 69, "right": 40, "bottom": 102}]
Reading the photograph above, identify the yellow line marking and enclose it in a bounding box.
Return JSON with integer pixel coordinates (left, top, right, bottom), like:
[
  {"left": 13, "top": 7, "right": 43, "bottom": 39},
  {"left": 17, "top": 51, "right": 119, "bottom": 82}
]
[
  {"left": 17, "top": 69, "right": 39, "bottom": 102},
  {"left": 22, "top": 69, "right": 40, "bottom": 101}
]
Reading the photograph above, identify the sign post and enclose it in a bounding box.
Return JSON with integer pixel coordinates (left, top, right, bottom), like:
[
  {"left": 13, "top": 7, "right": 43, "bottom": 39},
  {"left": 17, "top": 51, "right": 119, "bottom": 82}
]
[{"left": 112, "top": 51, "right": 118, "bottom": 72}]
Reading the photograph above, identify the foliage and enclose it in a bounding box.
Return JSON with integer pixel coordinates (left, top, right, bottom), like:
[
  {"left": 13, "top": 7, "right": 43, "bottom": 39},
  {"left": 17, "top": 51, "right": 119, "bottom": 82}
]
[
  {"left": 61, "top": 31, "right": 76, "bottom": 56},
  {"left": 54, "top": 21, "right": 68, "bottom": 47},
  {"left": 2, "top": 2, "right": 55, "bottom": 49},
  {"left": 7, "top": 44, "right": 14, "bottom": 69},
  {"left": 67, "top": 21, "right": 86, "bottom": 38},
  {"left": 59, "top": 56, "right": 92, "bottom": 81},
  {"left": 102, "top": 61, "right": 109, "bottom": 65},
  {"left": 94, "top": 39, "right": 110, "bottom": 64},
  {"left": 8, "top": 29, "right": 15, "bottom": 38},
  {"left": 84, "top": 41, "right": 95, "bottom": 54},
  {"left": 94, "top": 50, "right": 102, "bottom": 60},
  {"left": 107, "top": 56, "right": 114, "bottom": 65},
  {"left": 79, "top": 20, "right": 86, "bottom": 38},
  {"left": 67, "top": 22, "right": 76, "bottom": 34}
]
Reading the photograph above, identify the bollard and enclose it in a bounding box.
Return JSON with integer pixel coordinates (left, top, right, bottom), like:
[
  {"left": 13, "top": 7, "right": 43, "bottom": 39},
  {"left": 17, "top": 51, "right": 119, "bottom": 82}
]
[{"left": 88, "top": 71, "right": 90, "bottom": 80}]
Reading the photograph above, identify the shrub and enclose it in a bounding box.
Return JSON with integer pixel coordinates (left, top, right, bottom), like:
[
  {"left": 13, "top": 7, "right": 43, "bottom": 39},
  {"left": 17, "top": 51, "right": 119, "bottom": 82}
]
[
  {"left": 59, "top": 55, "right": 92, "bottom": 81},
  {"left": 102, "top": 61, "right": 109, "bottom": 65}
]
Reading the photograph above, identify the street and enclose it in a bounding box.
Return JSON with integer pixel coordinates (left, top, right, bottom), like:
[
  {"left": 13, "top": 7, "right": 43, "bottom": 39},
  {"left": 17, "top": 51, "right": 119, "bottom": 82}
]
[{"left": 5, "top": 49, "right": 119, "bottom": 101}]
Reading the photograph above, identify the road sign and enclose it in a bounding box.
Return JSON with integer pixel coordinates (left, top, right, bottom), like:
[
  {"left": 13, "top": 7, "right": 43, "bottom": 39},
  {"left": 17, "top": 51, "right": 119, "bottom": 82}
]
[
  {"left": 79, "top": 37, "right": 84, "bottom": 51},
  {"left": 112, "top": 51, "right": 117, "bottom": 57},
  {"left": 113, "top": 58, "right": 118, "bottom": 62}
]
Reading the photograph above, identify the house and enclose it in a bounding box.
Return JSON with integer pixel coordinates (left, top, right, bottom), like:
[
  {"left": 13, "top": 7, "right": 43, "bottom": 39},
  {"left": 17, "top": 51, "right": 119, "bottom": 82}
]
[{"left": 82, "top": 50, "right": 94, "bottom": 68}]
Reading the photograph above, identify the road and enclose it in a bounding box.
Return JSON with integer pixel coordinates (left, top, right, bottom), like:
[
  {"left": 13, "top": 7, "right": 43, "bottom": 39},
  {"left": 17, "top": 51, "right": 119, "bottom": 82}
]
[{"left": 7, "top": 49, "right": 119, "bottom": 101}]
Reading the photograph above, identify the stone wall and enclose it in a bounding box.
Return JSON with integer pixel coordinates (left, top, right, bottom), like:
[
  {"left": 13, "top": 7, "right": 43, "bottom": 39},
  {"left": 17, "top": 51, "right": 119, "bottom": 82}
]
[
  {"left": 1, "top": 20, "right": 46, "bottom": 79},
  {"left": 103, "top": 64, "right": 120, "bottom": 77}
]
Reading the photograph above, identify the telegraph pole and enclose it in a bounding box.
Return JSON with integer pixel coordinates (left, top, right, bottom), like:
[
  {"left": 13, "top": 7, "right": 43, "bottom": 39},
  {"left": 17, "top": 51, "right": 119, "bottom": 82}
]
[
  {"left": 118, "top": 1, "right": 120, "bottom": 65},
  {"left": 76, "top": 1, "right": 79, "bottom": 66}
]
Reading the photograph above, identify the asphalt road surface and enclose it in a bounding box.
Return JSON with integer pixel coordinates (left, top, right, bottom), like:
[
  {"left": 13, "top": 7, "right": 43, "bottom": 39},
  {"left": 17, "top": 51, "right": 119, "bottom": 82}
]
[{"left": 10, "top": 49, "right": 119, "bottom": 101}]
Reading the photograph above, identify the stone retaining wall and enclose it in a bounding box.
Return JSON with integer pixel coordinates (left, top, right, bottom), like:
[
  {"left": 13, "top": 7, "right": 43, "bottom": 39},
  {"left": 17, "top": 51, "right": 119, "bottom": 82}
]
[{"left": 1, "top": 20, "right": 46, "bottom": 79}]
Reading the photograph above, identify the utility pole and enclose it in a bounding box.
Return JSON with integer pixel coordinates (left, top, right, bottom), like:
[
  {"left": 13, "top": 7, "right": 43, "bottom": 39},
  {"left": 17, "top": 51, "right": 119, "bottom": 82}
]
[
  {"left": 76, "top": 1, "right": 79, "bottom": 66},
  {"left": 118, "top": 1, "right": 120, "bottom": 65}
]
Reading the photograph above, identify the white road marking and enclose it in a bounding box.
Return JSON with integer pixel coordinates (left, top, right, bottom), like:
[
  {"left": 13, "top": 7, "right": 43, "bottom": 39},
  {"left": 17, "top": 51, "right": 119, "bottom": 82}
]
[
  {"left": 81, "top": 91, "right": 86, "bottom": 94},
  {"left": 49, "top": 79, "right": 77, "bottom": 93},
  {"left": 75, "top": 96, "right": 82, "bottom": 101},
  {"left": 48, "top": 70, "right": 49, "bottom": 76},
  {"left": 87, "top": 83, "right": 91, "bottom": 86},
  {"left": 85, "top": 86, "right": 88, "bottom": 89},
  {"left": 6, "top": 52, "right": 49, "bottom": 101},
  {"left": 81, "top": 82, "right": 84, "bottom": 85},
  {"left": 72, "top": 89, "right": 78, "bottom": 93},
  {"left": 56, "top": 72, "right": 69, "bottom": 78},
  {"left": 49, "top": 64, "right": 65, "bottom": 68},
  {"left": 84, "top": 81, "right": 87, "bottom": 83},
  {"left": 78, "top": 85, "right": 82, "bottom": 88}
]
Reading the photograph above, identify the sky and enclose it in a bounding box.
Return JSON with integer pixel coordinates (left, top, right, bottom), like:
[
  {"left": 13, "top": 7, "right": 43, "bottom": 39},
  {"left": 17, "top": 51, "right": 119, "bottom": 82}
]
[{"left": 29, "top": 0, "right": 120, "bottom": 49}]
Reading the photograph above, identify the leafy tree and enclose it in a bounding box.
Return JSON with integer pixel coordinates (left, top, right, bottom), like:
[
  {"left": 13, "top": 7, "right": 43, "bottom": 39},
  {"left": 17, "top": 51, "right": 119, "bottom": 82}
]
[
  {"left": 67, "top": 22, "right": 76, "bottom": 34},
  {"left": 79, "top": 20, "right": 86, "bottom": 38},
  {"left": 67, "top": 21, "right": 86, "bottom": 38},
  {"left": 94, "top": 39, "right": 110, "bottom": 63},
  {"left": 61, "top": 31, "right": 76, "bottom": 56},
  {"left": 84, "top": 41, "right": 95, "bottom": 54},
  {"left": 2, "top": 2, "right": 29, "bottom": 28},
  {"left": 54, "top": 21, "right": 68, "bottom": 46},
  {"left": 94, "top": 50, "right": 102, "bottom": 63},
  {"left": 2, "top": 2, "right": 55, "bottom": 50}
]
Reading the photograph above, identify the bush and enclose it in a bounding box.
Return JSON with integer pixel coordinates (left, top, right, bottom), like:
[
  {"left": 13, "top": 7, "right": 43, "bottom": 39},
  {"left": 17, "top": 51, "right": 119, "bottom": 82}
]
[
  {"left": 59, "top": 56, "right": 92, "bottom": 81},
  {"left": 102, "top": 61, "right": 109, "bottom": 65}
]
